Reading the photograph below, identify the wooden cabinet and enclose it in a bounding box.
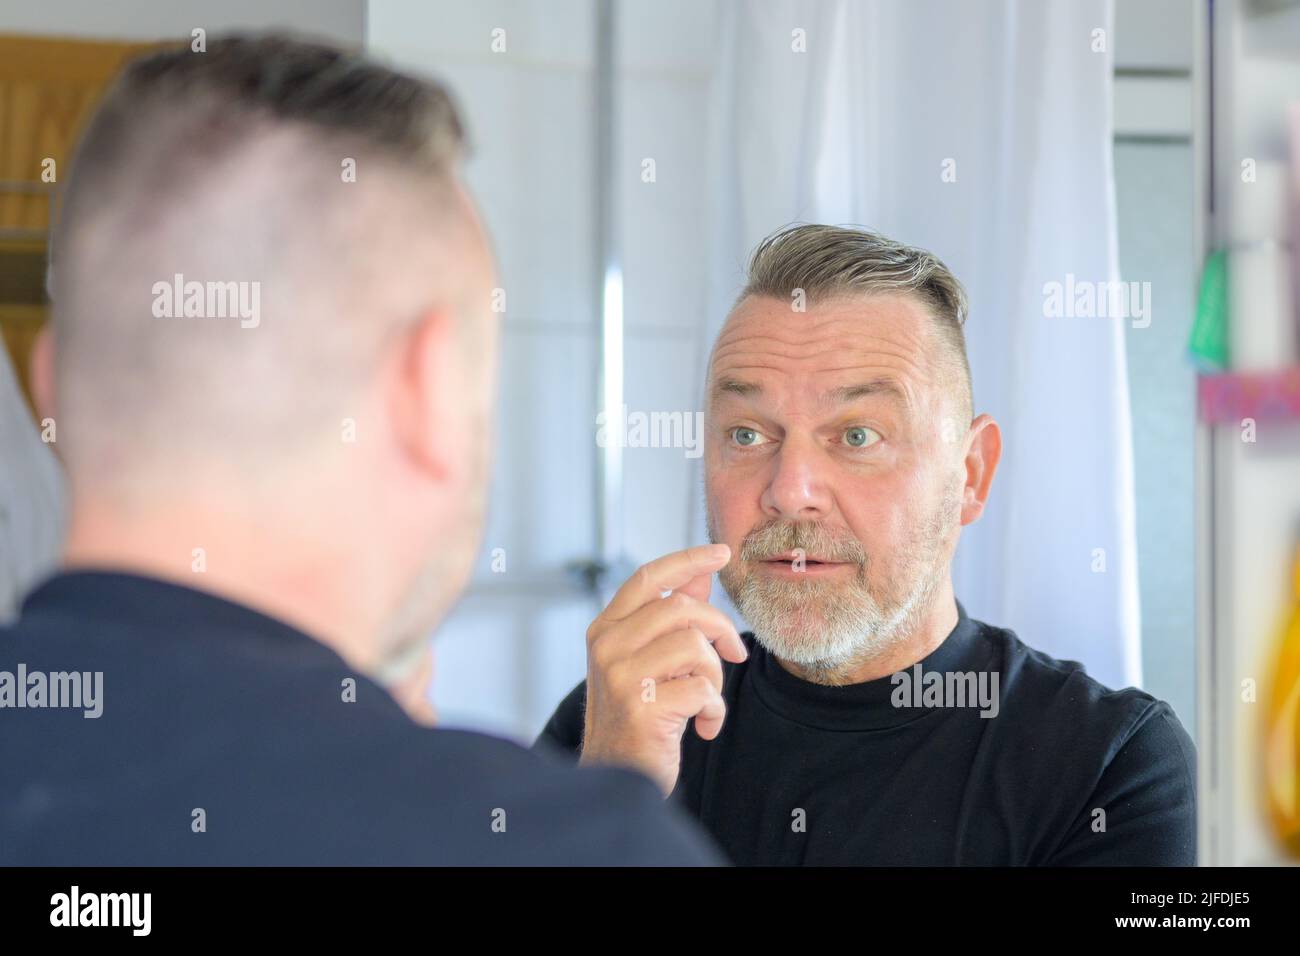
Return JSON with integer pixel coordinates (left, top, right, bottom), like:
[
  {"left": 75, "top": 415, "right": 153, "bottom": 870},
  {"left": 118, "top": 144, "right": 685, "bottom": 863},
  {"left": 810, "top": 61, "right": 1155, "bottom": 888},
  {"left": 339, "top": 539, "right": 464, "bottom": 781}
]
[{"left": 0, "top": 34, "right": 159, "bottom": 419}]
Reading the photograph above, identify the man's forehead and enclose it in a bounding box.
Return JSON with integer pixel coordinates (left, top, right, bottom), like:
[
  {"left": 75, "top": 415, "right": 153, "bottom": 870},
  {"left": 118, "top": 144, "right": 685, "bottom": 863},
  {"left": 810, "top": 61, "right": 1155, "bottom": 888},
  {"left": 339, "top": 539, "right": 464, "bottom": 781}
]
[{"left": 707, "top": 293, "right": 939, "bottom": 398}]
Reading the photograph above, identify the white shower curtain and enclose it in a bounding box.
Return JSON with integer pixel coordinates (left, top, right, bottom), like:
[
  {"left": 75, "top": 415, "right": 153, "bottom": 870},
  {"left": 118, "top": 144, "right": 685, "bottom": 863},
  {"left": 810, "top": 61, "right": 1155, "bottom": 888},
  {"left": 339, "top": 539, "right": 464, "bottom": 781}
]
[{"left": 698, "top": 0, "right": 1142, "bottom": 689}]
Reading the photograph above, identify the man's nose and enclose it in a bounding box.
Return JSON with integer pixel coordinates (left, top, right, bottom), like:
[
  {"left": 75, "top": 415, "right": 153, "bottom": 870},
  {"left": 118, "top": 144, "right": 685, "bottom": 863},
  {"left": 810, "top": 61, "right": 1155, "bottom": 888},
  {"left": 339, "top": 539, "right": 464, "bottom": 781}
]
[{"left": 760, "top": 435, "right": 832, "bottom": 520}]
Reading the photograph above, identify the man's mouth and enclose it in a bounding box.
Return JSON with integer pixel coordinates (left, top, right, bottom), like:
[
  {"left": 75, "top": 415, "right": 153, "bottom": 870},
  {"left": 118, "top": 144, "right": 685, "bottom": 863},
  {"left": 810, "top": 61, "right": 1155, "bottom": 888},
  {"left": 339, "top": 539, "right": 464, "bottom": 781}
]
[
  {"left": 761, "top": 550, "right": 845, "bottom": 563},
  {"left": 756, "top": 553, "right": 854, "bottom": 575}
]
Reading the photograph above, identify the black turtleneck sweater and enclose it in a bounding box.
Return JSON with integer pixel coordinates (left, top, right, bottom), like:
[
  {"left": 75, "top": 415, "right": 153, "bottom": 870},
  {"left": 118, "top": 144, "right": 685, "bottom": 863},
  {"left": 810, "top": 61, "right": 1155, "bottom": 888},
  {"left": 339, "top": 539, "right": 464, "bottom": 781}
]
[
  {"left": 1, "top": 572, "right": 720, "bottom": 865},
  {"left": 536, "top": 601, "right": 1196, "bottom": 866}
]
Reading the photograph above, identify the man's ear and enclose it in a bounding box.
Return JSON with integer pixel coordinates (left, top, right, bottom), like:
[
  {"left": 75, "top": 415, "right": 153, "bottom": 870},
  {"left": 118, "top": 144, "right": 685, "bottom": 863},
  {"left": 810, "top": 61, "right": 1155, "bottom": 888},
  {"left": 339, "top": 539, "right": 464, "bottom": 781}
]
[
  {"left": 960, "top": 413, "right": 1001, "bottom": 526},
  {"left": 389, "top": 307, "right": 458, "bottom": 483},
  {"left": 30, "top": 323, "right": 55, "bottom": 423}
]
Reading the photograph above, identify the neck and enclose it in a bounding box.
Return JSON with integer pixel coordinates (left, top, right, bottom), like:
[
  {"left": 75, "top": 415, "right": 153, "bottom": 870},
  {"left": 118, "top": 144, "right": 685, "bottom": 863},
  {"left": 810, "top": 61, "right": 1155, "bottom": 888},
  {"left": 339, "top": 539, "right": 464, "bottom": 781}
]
[
  {"left": 61, "top": 496, "right": 384, "bottom": 673},
  {"left": 777, "top": 578, "right": 959, "bottom": 686}
]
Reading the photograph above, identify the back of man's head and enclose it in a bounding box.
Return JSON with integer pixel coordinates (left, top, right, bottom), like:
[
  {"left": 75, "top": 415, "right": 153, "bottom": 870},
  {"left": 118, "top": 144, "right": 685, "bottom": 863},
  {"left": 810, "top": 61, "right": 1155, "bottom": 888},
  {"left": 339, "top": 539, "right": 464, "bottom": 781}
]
[
  {"left": 43, "top": 34, "right": 499, "bottom": 674},
  {"left": 49, "top": 33, "right": 481, "bottom": 496}
]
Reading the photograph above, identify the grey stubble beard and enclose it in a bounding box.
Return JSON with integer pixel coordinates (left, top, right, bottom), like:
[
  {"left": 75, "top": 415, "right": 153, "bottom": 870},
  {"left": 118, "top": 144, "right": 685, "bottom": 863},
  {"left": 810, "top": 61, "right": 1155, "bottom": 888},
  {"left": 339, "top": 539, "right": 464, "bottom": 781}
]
[{"left": 709, "top": 486, "right": 959, "bottom": 685}]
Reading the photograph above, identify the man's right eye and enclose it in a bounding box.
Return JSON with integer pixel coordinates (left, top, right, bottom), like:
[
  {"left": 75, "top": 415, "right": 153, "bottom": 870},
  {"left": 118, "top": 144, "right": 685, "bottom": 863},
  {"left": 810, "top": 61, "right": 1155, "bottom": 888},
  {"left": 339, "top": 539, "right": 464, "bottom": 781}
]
[{"left": 731, "top": 427, "right": 766, "bottom": 447}]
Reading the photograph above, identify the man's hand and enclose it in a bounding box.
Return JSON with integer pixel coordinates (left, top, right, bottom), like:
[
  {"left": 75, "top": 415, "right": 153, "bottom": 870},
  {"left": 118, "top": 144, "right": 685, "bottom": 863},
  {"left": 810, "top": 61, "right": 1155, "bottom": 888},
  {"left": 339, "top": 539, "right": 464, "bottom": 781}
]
[{"left": 579, "top": 544, "right": 747, "bottom": 795}]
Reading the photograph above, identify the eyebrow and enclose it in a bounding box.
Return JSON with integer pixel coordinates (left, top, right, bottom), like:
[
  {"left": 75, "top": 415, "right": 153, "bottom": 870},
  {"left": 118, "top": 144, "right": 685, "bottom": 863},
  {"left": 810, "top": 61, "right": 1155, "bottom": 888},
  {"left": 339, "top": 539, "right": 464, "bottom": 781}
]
[
  {"left": 827, "top": 379, "right": 909, "bottom": 406},
  {"left": 711, "top": 376, "right": 909, "bottom": 406},
  {"left": 712, "top": 377, "right": 761, "bottom": 398}
]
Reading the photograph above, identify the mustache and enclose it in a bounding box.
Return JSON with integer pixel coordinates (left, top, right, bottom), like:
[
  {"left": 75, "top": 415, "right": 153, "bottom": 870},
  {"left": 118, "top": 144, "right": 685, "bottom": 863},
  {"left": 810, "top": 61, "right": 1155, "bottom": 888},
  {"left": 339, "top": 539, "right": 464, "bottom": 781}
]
[{"left": 738, "top": 520, "right": 868, "bottom": 565}]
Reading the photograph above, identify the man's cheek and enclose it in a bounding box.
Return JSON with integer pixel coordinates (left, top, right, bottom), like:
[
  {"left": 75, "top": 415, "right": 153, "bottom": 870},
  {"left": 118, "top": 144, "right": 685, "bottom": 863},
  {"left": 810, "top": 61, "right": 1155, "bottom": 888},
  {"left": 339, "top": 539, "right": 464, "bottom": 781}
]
[{"left": 707, "top": 485, "right": 744, "bottom": 539}]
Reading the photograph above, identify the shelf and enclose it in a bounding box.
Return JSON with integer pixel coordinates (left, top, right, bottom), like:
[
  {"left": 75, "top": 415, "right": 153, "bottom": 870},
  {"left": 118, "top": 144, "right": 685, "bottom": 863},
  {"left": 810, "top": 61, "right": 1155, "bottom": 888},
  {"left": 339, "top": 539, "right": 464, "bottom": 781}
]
[{"left": 1198, "top": 367, "right": 1300, "bottom": 424}]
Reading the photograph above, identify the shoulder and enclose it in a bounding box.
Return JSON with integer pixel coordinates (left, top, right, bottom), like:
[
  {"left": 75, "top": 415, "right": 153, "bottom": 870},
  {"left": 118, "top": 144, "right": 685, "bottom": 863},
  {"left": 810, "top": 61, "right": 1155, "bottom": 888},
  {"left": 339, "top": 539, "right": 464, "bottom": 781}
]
[
  {"left": 1, "top": 622, "right": 718, "bottom": 866},
  {"left": 230, "top": 660, "right": 718, "bottom": 865},
  {"left": 976, "top": 617, "right": 1189, "bottom": 744},
  {"left": 964, "top": 617, "right": 1196, "bottom": 793},
  {"left": 970, "top": 617, "right": 1195, "bottom": 863},
  {"left": 972, "top": 616, "right": 1190, "bottom": 842},
  {"left": 343, "top": 724, "right": 721, "bottom": 865}
]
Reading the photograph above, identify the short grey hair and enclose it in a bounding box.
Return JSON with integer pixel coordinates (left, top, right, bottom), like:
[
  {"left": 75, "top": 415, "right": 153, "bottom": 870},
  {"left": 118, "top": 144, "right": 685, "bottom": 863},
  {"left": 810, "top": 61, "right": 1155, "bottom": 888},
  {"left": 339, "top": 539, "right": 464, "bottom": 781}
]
[
  {"left": 55, "top": 34, "right": 465, "bottom": 232},
  {"left": 739, "top": 224, "right": 973, "bottom": 419},
  {"left": 49, "top": 33, "right": 473, "bottom": 492}
]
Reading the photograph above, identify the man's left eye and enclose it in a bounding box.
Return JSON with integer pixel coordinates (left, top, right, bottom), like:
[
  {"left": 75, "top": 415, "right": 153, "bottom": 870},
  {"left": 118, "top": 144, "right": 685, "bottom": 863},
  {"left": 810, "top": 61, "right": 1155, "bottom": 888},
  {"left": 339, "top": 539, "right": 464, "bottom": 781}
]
[{"left": 843, "top": 426, "right": 880, "bottom": 448}]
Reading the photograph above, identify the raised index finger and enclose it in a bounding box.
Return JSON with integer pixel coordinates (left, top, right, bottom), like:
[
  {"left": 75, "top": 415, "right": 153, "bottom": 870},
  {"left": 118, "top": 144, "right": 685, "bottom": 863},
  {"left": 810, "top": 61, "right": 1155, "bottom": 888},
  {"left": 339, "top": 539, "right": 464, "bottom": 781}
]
[{"left": 601, "top": 544, "right": 731, "bottom": 623}]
